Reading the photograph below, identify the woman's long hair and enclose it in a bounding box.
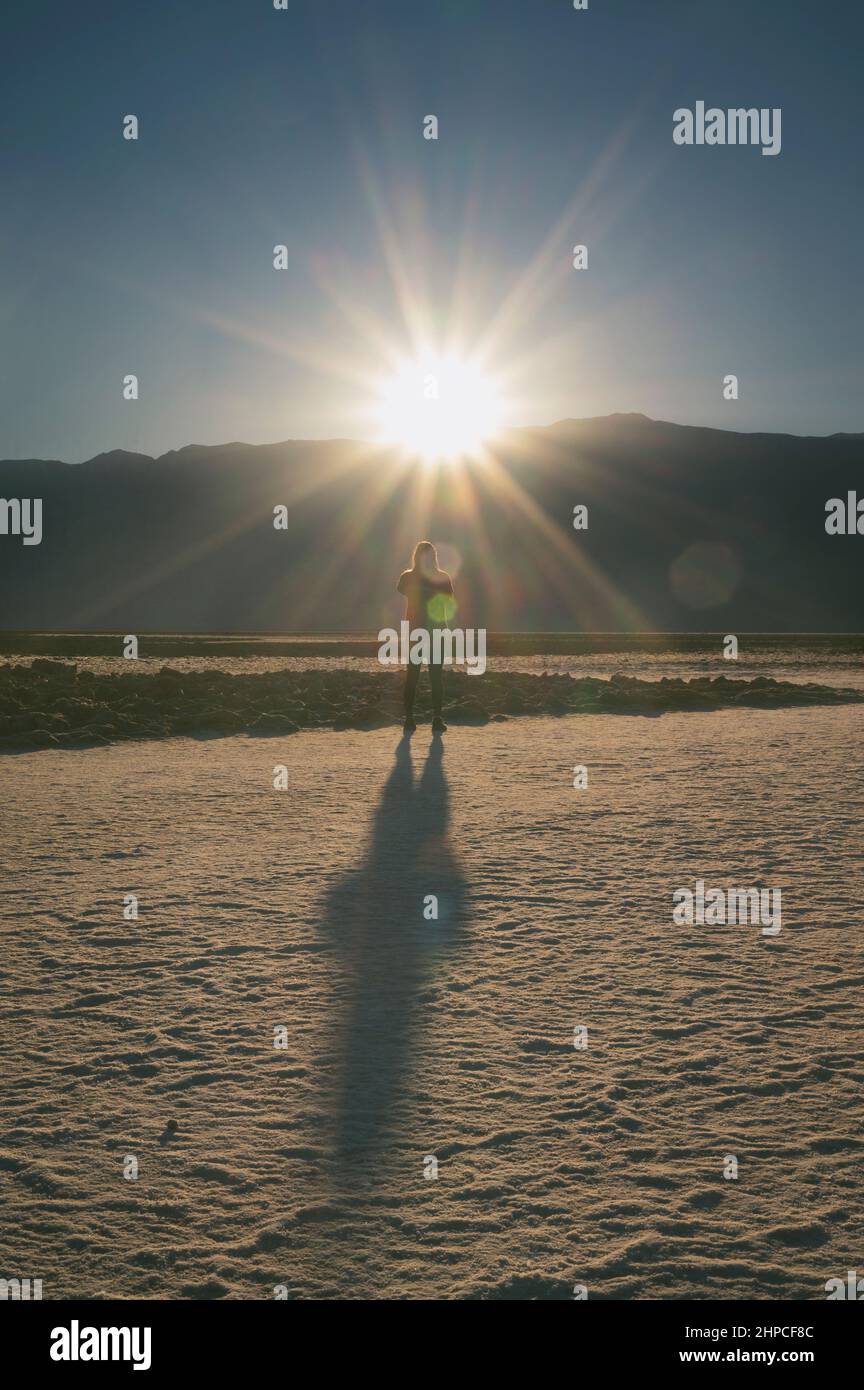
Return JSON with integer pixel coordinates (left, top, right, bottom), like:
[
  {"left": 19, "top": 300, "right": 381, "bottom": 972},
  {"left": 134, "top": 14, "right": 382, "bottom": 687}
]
[{"left": 411, "top": 540, "right": 438, "bottom": 571}]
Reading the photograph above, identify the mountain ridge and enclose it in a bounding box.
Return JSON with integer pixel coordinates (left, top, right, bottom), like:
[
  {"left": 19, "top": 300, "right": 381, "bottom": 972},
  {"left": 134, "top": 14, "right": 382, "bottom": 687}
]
[
  {"left": 4, "top": 412, "right": 864, "bottom": 470},
  {"left": 2, "top": 414, "right": 862, "bottom": 632}
]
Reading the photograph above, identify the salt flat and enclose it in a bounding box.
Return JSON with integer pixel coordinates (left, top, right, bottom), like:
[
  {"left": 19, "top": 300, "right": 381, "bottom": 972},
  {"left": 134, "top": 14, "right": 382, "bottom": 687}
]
[{"left": 2, "top": 709, "right": 863, "bottom": 1300}]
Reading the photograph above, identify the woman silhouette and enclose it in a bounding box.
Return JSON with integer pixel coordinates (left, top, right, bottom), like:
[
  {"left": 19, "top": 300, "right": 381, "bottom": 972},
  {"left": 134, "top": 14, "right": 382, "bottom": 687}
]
[{"left": 397, "top": 540, "right": 453, "bottom": 734}]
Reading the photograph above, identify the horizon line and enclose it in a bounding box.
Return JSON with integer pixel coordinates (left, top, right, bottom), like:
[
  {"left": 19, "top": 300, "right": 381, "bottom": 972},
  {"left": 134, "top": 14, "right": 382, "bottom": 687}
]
[{"left": 3, "top": 411, "right": 863, "bottom": 467}]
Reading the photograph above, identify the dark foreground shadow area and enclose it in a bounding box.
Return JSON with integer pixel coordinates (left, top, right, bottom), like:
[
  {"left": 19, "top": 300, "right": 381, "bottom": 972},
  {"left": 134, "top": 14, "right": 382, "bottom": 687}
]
[{"left": 318, "top": 733, "right": 470, "bottom": 1182}]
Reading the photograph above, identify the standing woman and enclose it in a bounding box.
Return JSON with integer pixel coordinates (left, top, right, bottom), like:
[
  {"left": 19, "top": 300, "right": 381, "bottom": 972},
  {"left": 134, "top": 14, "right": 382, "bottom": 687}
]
[{"left": 397, "top": 540, "right": 453, "bottom": 734}]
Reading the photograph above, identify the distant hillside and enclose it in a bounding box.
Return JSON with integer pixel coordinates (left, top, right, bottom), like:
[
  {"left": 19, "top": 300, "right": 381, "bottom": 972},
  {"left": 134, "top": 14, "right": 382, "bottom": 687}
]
[{"left": 1, "top": 415, "right": 862, "bottom": 632}]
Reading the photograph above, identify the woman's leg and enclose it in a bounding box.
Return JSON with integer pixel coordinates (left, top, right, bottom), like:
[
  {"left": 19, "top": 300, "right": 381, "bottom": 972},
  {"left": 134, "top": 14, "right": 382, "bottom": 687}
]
[
  {"left": 404, "top": 660, "right": 420, "bottom": 718},
  {"left": 429, "top": 652, "right": 444, "bottom": 719}
]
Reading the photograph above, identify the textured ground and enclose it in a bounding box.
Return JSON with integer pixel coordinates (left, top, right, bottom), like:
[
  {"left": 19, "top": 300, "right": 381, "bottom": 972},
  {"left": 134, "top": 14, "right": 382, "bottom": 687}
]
[
  {"left": 2, "top": 658, "right": 862, "bottom": 751},
  {"left": 2, "top": 707, "right": 863, "bottom": 1300}
]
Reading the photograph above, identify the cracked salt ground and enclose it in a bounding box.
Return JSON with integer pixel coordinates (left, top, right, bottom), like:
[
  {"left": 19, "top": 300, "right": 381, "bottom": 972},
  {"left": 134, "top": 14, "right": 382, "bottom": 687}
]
[{"left": 1, "top": 708, "right": 863, "bottom": 1299}]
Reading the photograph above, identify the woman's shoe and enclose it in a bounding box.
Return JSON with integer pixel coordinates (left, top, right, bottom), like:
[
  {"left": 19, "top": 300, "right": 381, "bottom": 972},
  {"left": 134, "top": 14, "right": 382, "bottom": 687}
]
[
  {"left": 403, "top": 717, "right": 417, "bottom": 734},
  {"left": 431, "top": 716, "right": 447, "bottom": 733}
]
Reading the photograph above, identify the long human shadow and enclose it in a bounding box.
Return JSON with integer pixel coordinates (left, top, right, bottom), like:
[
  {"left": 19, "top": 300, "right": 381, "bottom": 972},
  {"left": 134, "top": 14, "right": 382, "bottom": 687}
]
[{"left": 318, "top": 733, "right": 470, "bottom": 1184}]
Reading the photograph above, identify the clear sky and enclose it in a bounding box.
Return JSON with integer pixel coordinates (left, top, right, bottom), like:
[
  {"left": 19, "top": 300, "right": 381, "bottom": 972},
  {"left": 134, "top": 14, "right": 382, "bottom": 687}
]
[{"left": 1, "top": 0, "right": 862, "bottom": 461}]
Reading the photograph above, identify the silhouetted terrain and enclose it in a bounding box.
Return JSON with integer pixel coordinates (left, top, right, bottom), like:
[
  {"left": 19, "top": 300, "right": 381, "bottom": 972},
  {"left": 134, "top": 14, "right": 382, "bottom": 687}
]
[{"left": 2, "top": 415, "right": 862, "bottom": 632}]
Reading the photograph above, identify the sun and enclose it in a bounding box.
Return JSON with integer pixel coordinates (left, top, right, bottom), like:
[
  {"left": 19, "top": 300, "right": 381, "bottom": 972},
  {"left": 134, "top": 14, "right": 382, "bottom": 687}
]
[{"left": 375, "top": 353, "right": 503, "bottom": 461}]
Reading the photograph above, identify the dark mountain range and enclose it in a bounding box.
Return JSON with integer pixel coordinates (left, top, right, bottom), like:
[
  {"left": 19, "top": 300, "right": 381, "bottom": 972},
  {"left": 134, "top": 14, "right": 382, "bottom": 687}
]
[{"left": 1, "top": 414, "right": 862, "bottom": 633}]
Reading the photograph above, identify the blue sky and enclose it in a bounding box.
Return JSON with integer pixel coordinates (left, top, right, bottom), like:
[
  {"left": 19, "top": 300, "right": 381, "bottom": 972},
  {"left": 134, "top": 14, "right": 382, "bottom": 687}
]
[{"left": 1, "top": 0, "right": 862, "bottom": 460}]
